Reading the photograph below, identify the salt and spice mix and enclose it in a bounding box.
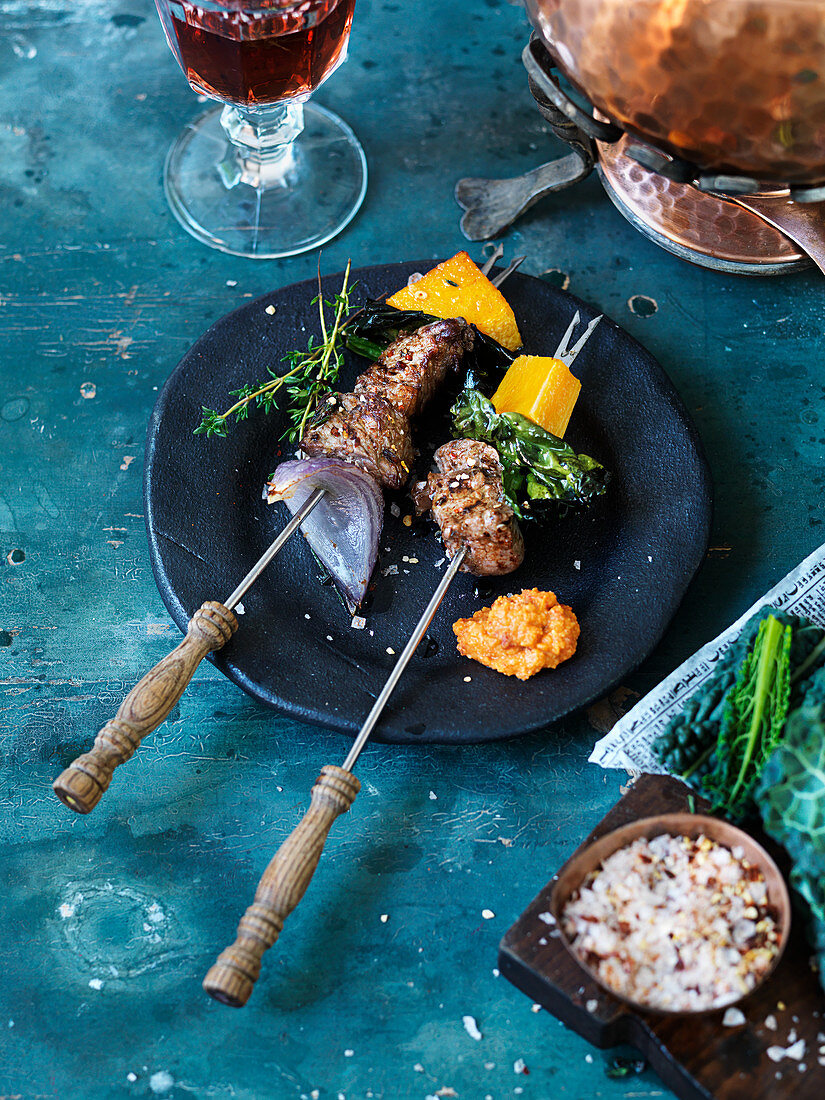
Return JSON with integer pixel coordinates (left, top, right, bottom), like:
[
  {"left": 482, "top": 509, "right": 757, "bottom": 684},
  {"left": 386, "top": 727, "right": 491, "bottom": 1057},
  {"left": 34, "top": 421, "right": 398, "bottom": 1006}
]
[{"left": 560, "top": 833, "right": 782, "bottom": 1012}]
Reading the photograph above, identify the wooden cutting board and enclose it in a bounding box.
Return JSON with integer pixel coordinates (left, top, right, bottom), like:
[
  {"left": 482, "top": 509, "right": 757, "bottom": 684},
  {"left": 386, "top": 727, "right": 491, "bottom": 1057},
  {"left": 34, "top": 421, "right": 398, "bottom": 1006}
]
[{"left": 499, "top": 773, "right": 825, "bottom": 1099}]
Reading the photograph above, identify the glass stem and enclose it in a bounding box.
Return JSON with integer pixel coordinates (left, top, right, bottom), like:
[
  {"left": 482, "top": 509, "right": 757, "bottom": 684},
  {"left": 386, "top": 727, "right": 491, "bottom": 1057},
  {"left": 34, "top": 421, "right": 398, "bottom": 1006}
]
[{"left": 218, "top": 102, "right": 306, "bottom": 190}]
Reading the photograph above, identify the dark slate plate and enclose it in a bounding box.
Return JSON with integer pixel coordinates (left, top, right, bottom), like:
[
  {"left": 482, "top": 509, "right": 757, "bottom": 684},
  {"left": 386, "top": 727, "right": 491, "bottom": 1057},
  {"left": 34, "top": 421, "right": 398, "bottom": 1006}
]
[{"left": 144, "top": 261, "right": 712, "bottom": 744}]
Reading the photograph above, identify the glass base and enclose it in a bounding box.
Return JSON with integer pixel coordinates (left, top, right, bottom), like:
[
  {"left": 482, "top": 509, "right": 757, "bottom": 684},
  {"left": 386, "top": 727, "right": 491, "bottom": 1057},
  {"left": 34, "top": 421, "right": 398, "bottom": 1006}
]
[{"left": 164, "top": 102, "right": 367, "bottom": 259}]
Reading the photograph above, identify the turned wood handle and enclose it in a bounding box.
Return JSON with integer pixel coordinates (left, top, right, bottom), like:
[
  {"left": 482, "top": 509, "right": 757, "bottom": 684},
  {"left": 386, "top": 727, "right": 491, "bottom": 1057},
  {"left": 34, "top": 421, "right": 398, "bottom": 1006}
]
[
  {"left": 203, "top": 764, "right": 360, "bottom": 1008},
  {"left": 52, "top": 601, "right": 237, "bottom": 814}
]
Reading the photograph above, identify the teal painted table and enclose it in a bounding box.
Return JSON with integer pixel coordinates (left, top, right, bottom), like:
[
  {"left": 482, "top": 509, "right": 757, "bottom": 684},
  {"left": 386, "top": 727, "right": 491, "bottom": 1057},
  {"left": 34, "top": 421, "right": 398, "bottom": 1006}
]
[{"left": 1, "top": 2, "right": 823, "bottom": 1097}]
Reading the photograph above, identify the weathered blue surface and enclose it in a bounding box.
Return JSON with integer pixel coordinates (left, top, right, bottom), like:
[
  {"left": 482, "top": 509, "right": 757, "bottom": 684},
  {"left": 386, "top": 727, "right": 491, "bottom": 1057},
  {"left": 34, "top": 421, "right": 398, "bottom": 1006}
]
[{"left": 1, "top": 1, "right": 823, "bottom": 1097}]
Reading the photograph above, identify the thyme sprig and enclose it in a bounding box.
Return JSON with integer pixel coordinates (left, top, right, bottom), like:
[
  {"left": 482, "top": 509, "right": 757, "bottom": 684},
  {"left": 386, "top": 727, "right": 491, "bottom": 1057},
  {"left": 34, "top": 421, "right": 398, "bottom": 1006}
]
[{"left": 194, "top": 260, "right": 354, "bottom": 443}]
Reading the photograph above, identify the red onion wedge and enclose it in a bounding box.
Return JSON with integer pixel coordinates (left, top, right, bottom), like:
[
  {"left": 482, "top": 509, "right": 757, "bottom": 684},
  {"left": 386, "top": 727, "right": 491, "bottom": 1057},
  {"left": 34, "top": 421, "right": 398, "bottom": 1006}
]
[{"left": 264, "top": 458, "right": 383, "bottom": 615}]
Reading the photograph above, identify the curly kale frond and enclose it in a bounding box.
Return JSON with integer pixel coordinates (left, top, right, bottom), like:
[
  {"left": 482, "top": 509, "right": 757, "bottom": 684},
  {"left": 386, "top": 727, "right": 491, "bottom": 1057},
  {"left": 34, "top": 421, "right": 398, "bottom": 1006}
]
[{"left": 703, "top": 615, "right": 791, "bottom": 819}]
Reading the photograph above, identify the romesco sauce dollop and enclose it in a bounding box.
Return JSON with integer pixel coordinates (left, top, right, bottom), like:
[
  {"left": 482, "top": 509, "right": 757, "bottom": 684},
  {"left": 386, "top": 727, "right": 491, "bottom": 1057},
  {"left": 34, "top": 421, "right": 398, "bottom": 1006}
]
[{"left": 453, "top": 588, "right": 579, "bottom": 680}]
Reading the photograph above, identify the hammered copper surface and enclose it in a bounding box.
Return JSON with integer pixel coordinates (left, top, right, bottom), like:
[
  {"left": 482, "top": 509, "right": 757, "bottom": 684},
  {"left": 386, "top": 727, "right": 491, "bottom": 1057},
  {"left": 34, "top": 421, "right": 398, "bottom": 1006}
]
[
  {"left": 528, "top": 0, "right": 825, "bottom": 183},
  {"left": 598, "top": 137, "right": 805, "bottom": 267}
]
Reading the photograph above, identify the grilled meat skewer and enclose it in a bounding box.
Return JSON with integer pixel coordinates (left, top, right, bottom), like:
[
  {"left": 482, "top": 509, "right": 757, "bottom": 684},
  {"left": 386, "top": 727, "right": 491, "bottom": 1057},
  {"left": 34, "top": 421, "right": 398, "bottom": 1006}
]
[
  {"left": 300, "top": 320, "right": 474, "bottom": 492},
  {"left": 414, "top": 438, "right": 524, "bottom": 577},
  {"left": 302, "top": 391, "right": 414, "bottom": 491},
  {"left": 354, "top": 318, "right": 474, "bottom": 418}
]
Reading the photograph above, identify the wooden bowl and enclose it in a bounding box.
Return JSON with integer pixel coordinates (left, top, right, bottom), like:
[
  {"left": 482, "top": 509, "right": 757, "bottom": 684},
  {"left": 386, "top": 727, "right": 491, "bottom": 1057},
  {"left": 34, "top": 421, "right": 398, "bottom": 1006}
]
[{"left": 549, "top": 813, "right": 792, "bottom": 1016}]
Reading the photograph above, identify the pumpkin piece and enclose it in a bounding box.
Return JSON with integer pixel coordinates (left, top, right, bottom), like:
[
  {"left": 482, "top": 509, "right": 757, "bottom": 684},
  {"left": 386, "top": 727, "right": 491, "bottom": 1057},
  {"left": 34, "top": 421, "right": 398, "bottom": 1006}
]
[
  {"left": 386, "top": 251, "right": 522, "bottom": 351},
  {"left": 491, "top": 354, "right": 581, "bottom": 439}
]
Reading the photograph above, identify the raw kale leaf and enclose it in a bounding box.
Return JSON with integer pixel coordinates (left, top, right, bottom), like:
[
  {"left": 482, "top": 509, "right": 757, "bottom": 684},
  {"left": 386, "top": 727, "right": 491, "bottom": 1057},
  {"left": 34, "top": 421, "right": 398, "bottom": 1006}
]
[
  {"left": 450, "top": 387, "right": 609, "bottom": 519},
  {"left": 759, "top": 676, "right": 825, "bottom": 990},
  {"left": 652, "top": 608, "right": 825, "bottom": 804},
  {"left": 703, "top": 614, "right": 792, "bottom": 818}
]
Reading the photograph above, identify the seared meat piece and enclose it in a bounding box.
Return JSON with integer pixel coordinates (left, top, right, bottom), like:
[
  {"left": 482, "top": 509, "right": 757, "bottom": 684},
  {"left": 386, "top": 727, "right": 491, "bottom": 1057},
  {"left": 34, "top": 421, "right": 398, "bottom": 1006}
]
[
  {"left": 354, "top": 318, "right": 474, "bottom": 418},
  {"left": 302, "top": 391, "right": 414, "bottom": 491},
  {"left": 419, "top": 438, "right": 524, "bottom": 576}
]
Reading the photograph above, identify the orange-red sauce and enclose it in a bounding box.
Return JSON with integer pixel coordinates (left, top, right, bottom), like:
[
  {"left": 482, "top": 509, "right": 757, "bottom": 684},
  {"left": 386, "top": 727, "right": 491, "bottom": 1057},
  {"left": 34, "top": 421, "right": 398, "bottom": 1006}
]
[{"left": 453, "top": 588, "right": 579, "bottom": 680}]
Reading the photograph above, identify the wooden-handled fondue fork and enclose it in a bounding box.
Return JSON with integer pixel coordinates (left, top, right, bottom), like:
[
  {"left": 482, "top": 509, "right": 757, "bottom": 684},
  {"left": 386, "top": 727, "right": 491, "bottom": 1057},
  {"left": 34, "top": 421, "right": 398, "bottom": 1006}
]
[
  {"left": 202, "top": 309, "right": 602, "bottom": 1007},
  {"left": 52, "top": 488, "right": 326, "bottom": 814},
  {"left": 52, "top": 254, "right": 523, "bottom": 816},
  {"left": 203, "top": 547, "right": 466, "bottom": 1007}
]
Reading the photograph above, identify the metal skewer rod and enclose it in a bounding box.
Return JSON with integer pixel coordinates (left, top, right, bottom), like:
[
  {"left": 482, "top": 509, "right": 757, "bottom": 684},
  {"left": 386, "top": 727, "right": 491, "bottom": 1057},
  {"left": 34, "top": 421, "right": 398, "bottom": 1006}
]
[
  {"left": 490, "top": 255, "right": 525, "bottom": 286},
  {"left": 341, "top": 546, "right": 467, "bottom": 772},
  {"left": 204, "top": 544, "right": 468, "bottom": 1008},
  {"left": 53, "top": 488, "right": 327, "bottom": 815},
  {"left": 224, "top": 487, "right": 325, "bottom": 609}
]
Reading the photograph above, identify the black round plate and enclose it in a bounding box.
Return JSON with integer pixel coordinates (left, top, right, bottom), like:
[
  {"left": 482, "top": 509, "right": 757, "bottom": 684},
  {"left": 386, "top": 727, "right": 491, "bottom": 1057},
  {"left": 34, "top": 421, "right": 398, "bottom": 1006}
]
[{"left": 144, "top": 261, "right": 712, "bottom": 744}]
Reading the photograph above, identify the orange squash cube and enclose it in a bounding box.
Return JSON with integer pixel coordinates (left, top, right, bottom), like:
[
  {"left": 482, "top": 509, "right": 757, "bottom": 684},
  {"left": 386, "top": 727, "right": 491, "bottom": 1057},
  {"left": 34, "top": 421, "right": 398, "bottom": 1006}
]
[
  {"left": 386, "top": 251, "right": 522, "bottom": 351},
  {"left": 491, "top": 355, "right": 581, "bottom": 438}
]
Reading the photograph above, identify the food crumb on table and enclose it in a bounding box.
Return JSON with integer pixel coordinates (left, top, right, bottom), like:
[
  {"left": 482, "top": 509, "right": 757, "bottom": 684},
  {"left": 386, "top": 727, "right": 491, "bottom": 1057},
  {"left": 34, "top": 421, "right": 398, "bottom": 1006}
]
[{"left": 462, "top": 1015, "right": 482, "bottom": 1041}]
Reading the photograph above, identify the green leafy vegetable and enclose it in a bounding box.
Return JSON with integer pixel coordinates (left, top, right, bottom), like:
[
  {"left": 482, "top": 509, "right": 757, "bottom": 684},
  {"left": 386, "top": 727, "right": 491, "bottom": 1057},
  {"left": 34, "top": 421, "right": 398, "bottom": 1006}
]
[
  {"left": 759, "top": 674, "right": 825, "bottom": 987},
  {"left": 703, "top": 614, "right": 792, "bottom": 818},
  {"left": 450, "top": 387, "right": 608, "bottom": 519},
  {"left": 195, "top": 261, "right": 354, "bottom": 442},
  {"left": 653, "top": 608, "right": 825, "bottom": 800}
]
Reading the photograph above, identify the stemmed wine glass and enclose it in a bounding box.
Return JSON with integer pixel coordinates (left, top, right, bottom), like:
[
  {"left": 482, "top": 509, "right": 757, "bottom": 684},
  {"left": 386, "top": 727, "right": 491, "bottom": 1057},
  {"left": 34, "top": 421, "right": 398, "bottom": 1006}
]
[{"left": 154, "top": 0, "right": 366, "bottom": 258}]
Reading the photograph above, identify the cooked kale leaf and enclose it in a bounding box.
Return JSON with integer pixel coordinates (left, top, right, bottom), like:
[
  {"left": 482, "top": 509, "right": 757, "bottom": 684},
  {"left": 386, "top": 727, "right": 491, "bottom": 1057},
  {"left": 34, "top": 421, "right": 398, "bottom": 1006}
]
[{"left": 450, "top": 388, "right": 609, "bottom": 519}]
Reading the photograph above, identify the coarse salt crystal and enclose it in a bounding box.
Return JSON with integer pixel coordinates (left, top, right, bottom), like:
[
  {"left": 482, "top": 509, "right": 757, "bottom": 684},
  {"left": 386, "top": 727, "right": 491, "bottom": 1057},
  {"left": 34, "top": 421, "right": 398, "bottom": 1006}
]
[
  {"left": 723, "top": 1008, "right": 746, "bottom": 1027},
  {"left": 765, "top": 1015, "right": 778, "bottom": 1030},
  {"left": 429, "top": 791, "right": 437, "bottom": 800},
  {"left": 574, "top": 560, "right": 581, "bottom": 570},
  {"left": 380, "top": 914, "right": 388, "bottom": 923},
  {"left": 386, "top": 647, "right": 395, "bottom": 655},
  {"left": 344, "top": 1049, "right": 354, "bottom": 1057},
  {"left": 265, "top": 304, "right": 276, "bottom": 315},
  {"left": 390, "top": 503, "right": 401, "bottom": 517},
  {"left": 482, "top": 909, "right": 495, "bottom": 920},
  {"left": 538, "top": 911, "right": 556, "bottom": 925},
  {"left": 462, "top": 1015, "right": 482, "bottom": 1041},
  {"left": 492, "top": 968, "right": 499, "bottom": 977},
  {"left": 382, "top": 564, "right": 399, "bottom": 576},
  {"left": 351, "top": 616, "right": 366, "bottom": 630},
  {"left": 463, "top": 676, "right": 472, "bottom": 682},
  {"left": 586, "top": 999, "right": 598, "bottom": 1013},
  {"left": 513, "top": 1059, "right": 527, "bottom": 1075}
]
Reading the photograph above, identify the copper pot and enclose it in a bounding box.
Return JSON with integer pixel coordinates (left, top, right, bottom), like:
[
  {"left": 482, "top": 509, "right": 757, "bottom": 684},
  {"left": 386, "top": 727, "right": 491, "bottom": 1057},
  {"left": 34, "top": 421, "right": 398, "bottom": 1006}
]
[{"left": 527, "top": 0, "right": 825, "bottom": 185}]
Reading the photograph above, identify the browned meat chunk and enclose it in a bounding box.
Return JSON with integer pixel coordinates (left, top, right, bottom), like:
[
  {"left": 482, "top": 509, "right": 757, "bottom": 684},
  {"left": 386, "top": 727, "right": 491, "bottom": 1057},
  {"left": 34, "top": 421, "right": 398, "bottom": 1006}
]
[
  {"left": 302, "top": 391, "right": 414, "bottom": 491},
  {"left": 354, "top": 318, "right": 474, "bottom": 418},
  {"left": 421, "top": 439, "right": 524, "bottom": 576}
]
